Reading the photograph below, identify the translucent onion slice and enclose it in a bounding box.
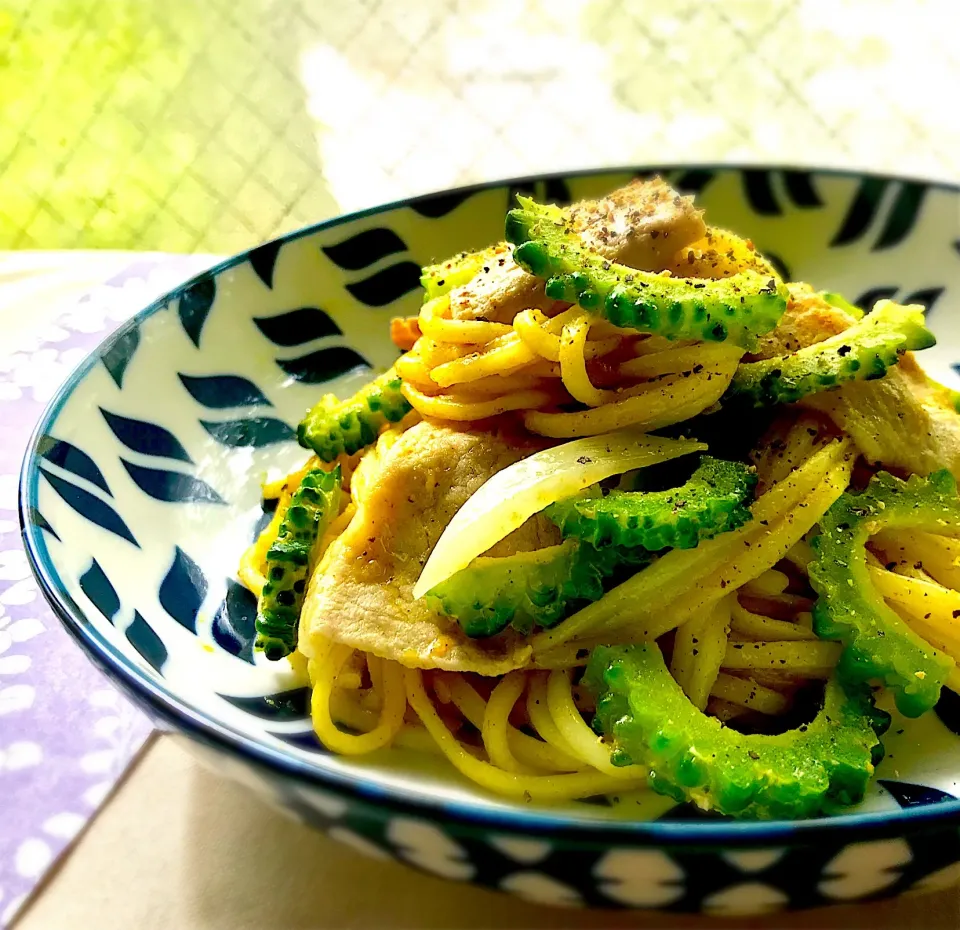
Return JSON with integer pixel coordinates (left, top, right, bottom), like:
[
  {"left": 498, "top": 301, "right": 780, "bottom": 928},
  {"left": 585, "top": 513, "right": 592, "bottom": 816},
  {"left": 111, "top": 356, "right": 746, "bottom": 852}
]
[{"left": 411, "top": 430, "right": 706, "bottom": 599}]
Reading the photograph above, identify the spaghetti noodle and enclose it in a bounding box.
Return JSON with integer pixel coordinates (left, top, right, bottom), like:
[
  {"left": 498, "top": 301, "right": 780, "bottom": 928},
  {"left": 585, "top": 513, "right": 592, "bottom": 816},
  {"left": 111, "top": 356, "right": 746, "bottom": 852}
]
[{"left": 237, "top": 177, "right": 960, "bottom": 819}]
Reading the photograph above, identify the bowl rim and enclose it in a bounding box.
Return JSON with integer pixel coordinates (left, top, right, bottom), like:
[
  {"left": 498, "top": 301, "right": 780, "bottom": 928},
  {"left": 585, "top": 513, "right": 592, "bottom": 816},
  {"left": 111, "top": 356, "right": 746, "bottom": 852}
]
[{"left": 19, "top": 162, "right": 960, "bottom": 847}]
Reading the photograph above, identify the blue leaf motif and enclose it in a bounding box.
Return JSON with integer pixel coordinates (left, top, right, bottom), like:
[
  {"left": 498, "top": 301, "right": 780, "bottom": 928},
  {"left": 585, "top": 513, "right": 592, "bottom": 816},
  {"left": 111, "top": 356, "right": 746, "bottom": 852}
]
[
  {"left": 126, "top": 610, "right": 168, "bottom": 673},
  {"left": 212, "top": 579, "right": 257, "bottom": 663},
  {"left": 903, "top": 286, "right": 944, "bottom": 314},
  {"left": 268, "top": 728, "right": 330, "bottom": 754},
  {"left": 219, "top": 689, "right": 310, "bottom": 721},
  {"left": 121, "top": 459, "right": 225, "bottom": 505},
  {"left": 934, "top": 685, "right": 960, "bottom": 737},
  {"left": 322, "top": 227, "right": 407, "bottom": 271},
  {"left": 28, "top": 507, "right": 60, "bottom": 541},
  {"left": 159, "top": 547, "right": 208, "bottom": 634},
  {"left": 854, "top": 286, "right": 899, "bottom": 311},
  {"left": 248, "top": 240, "right": 282, "bottom": 288},
  {"left": 879, "top": 780, "right": 957, "bottom": 809},
  {"left": 101, "top": 408, "right": 192, "bottom": 464},
  {"left": 874, "top": 182, "right": 927, "bottom": 251},
  {"left": 831, "top": 177, "right": 890, "bottom": 247},
  {"left": 101, "top": 325, "right": 141, "bottom": 388},
  {"left": 39, "top": 466, "right": 139, "bottom": 547},
  {"left": 253, "top": 498, "right": 278, "bottom": 540},
  {"left": 764, "top": 251, "right": 791, "bottom": 283},
  {"left": 410, "top": 190, "right": 473, "bottom": 218},
  {"left": 178, "top": 276, "right": 216, "bottom": 347},
  {"left": 742, "top": 170, "right": 780, "bottom": 216},
  {"left": 37, "top": 435, "right": 112, "bottom": 496},
  {"left": 782, "top": 170, "right": 823, "bottom": 208},
  {"left": 345, "top": 261, "right": 421, "bottom": 307},
  {"left": 79, "top": 559, "right": 120, "bottom": 622},
  {"left": 277, "top": 346, "right": 370, "bottom": 384},
  {"left": 254, "top": 308, "right": 342, "bottom": 347},
  {"left": 178, "top": 373, "right": 272, "bottom": 409},
  {"left": 200, "top": 417, "right": 295, "bottom": 448},
  {"left": 670, "top": 168, "right": 715, "bottom": 195}
]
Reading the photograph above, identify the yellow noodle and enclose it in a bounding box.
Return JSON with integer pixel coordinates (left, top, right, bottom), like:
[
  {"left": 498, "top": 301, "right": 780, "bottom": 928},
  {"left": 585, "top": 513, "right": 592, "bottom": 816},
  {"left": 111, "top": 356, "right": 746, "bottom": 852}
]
[
  {"left": 401, "top": 381, "right": 552, "bottom": 421},
  {"left": 526, "top": 673, "right": 582, "bottom": 759},
  {"left": 708, "top": 697, "right": 751, "bottom": 723},
  {"left": 238, "top": 488, "right": 292, "bottom": 596},
  {"left": 403, "top": 668, "right": 649, "bottom": 802},
  {"left": 545, "top": 669, "right": 640, "bottom": 778},
  {"left": 873, "top": 529, "right": 960, "bottom": 590},
  {"left": 524, "top": 348, "right": 741, "bottom": 439},
  {"left": 430, "top": 333, "right": 537, "bottom": 387},
  {"left": 442, "top": 371, "right": 551, "bottom": 399},
  {"left": 671, "top": 596, "right": 732, "bottom": 710},
  {"left": 419, "top": 296, "right": 512, "bottom": 344},
  {"left": 730, "top": 602, "right": 817, "bottom": 641},
  {"left": 532, "top": 439, "right": 852, "bottom": 657},
  {"left": 742, "top": 569, "right": 791, "bottom": 597},
  {"left": 950, "top": 667, "right": 960, "bottom": 694},
  {"left": 559, "top": 314, "right": 617, "bottom": 407},
  {"left": 514, "top": 308, "right": 565, "bottom": 362},
  {"left": 721, "top": 640, "right": 841, "bottom": 677},
  {"left": 710, "top": 672, "right": 790, "bottom": 715},
  {"left": 756, "top": 413, "right": 826, "bottom": 489},
  {"left": 481, "top": 672, "right": 537, "bottom": 775},
  {"left": 415, "top": 336, "right": 479, "bottom": 369},
  {"left": 618, "top": 342, "right": 732, "bottom": 380},
  {"left": 395, "top": 352, "right": 441, "bottom": 392},
  {"left": 311, "top": 643, "right": 406, "bottom": 755},
  {"left": 445, "top": 675, "right": 582, "bottom": 773},
  {"left": 651, "top": 449, "right": 853, "bottom": 634},
  {"left": 784, "top": 539, "right": 815, "bottom": 572},
  {"left": 867, "top": 563, "right": 960, "bottom": 658}
]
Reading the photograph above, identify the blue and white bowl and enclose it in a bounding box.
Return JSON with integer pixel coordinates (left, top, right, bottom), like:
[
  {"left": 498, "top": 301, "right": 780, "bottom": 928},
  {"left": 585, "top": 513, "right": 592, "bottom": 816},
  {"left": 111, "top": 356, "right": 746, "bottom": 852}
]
[{"left": 19, "top": 167, "right": 960, "bottom": 915}]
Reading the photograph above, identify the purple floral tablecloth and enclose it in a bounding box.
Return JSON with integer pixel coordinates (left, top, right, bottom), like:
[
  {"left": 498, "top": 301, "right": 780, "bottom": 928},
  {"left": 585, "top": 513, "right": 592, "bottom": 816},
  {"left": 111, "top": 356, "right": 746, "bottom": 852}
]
[{"left": 0, "top": 254, "right": 215, "bottom": 926}]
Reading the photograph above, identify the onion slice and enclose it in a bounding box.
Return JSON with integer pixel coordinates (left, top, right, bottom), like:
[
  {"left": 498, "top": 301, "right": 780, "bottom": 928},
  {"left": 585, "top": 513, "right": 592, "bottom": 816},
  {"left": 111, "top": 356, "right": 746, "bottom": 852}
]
[{"left": 412, "top": 430, "right": 706, "bottom": 599}]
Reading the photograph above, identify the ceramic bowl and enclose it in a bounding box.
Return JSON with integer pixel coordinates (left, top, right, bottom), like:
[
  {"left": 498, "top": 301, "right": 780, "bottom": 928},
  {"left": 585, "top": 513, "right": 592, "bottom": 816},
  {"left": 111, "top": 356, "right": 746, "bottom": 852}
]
[{"left": 20, "top": 166, "right": 960, "bottom": 916}]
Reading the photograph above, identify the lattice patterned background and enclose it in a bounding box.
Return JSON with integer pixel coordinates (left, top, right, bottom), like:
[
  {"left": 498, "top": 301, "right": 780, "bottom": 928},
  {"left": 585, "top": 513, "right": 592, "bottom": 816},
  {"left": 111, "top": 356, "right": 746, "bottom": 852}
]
[{"left": 2, "top": 0, "right": 959, "bottom": 254}]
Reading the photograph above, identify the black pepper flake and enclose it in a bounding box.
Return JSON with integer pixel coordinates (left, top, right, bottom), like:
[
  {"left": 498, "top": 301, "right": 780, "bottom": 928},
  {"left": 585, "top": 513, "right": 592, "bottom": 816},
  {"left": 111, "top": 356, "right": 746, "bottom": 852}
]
[
  {"left": 577, "top": 455, "right": 592, "bottom": 465},
  {"left": 748, "top": 751, "right": 760, "bottom": 760},
  {"left": 837, "top": 345, "right": 852, "bottom": 357}
]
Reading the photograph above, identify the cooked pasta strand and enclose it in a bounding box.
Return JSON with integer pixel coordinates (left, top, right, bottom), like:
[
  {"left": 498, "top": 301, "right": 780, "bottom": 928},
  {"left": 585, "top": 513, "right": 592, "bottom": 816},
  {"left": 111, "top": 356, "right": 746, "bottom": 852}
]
[
  {"left": 525, "top": 348, "right": 741, "bottom": 438},
  {"left": 404, "top": 668, "right": 648, "bottom": 802},
  {"left": 721, "top": 640, "right": 841, "bottom": 677},
  {"left": 532, "top": 438, "right": 853, "bottom": 657},
  {"left": 311, "top": 645, "right": 407, "bottom": 754},
  {"left": 559, "top": 313, "right": 617, "bottom": 407},
  {"left": 670, "top": 596, "right": 732, "bottom": 710},
  {"left": 730, "top": 602, "right": 817, "bottom": 641},
  {"left": 710, "top": 672, "right": 790, "bottom": 715}
]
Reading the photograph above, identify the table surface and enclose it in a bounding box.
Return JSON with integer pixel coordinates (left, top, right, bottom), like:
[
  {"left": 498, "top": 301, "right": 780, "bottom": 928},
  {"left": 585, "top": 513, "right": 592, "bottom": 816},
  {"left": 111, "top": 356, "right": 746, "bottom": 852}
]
[{"left": 5, "top": 252, "right": 960, "bottom": 930}]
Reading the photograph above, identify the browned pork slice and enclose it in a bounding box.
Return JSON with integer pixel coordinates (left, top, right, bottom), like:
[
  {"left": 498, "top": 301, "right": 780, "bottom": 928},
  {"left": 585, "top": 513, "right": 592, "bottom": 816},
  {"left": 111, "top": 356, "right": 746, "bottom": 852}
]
[
  {"left": 804, "top": 353, "right": 960, "bottom": 478},
  {"left": 299, "top": 421, "right": 559, "bottom": 674},
  {"left": 749, "top": 282, "right": 859, "bottom": 360},
  {"left": 448, "top": 177, "right": 706, "bottom": 324}
]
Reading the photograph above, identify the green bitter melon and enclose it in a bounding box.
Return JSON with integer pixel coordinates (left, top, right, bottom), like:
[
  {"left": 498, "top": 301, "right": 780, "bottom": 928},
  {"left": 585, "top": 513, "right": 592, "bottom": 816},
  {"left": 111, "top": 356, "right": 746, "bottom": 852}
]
[
  {"left": 425, "top": 540, "right": 650, "bottom": 639},
  {"left": 297, "top": 369, "right": 411, "bottom": 462},
  {"left": 547, "top": 456, "right": 756, "bottom": 552},
  {"left": 585, "top": 643, "right": 889, "bottom": 819},
  {"left": 505, "top": 197, "right": 788, "bottom": 348},
  {"left": 256, "top": 467, "right": 342, "bottom": 659},
  {"left": 728, "top": 299, "right": 935, "bottom": 408},
  {"left": 810, "top": 468, "right": 960, "bottom": 717}
]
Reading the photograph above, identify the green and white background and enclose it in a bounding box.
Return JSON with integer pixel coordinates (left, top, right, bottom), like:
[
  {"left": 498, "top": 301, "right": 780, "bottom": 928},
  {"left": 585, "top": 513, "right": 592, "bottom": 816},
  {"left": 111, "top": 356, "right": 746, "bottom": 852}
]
[{"left": 2, "top": 0, "right": 959, "bottom": 255}]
